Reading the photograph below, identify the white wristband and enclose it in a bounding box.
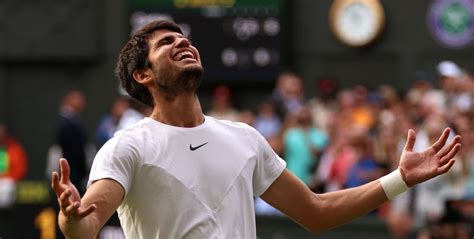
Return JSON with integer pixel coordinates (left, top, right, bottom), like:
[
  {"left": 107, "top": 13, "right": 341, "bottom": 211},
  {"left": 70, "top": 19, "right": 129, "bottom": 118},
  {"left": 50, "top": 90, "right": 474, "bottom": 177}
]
[{"left": 380, "top": 169, "right": 409, "bottom": 200}]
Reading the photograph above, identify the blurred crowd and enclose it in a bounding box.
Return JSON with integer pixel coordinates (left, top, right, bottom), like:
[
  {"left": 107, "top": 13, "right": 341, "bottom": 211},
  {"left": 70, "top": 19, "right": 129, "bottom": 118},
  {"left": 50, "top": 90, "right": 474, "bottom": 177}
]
[
  {"left": 2, "top": 60, "right": 474, "bottom": 238},
  {"left": 208, "top": 61, "right": 474, "bottom": 239}
]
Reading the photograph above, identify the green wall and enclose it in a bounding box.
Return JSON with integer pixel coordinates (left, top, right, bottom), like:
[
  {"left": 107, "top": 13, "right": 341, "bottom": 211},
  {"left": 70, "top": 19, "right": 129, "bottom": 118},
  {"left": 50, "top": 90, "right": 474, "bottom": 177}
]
[
  {"left": 290, "top": 0, "right": 474, "bottom": 97},
  {"left": 2, "top": 0, "right": 474, "bottom": 180},
  {"left": 0, "top": 0, "right": 128, "bottom": 179}
]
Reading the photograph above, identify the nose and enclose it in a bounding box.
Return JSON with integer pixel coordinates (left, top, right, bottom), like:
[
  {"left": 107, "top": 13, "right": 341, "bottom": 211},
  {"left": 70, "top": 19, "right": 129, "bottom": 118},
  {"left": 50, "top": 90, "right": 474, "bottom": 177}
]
[{"left": 175, "top": 37, "right": 191, "bottom": 48}]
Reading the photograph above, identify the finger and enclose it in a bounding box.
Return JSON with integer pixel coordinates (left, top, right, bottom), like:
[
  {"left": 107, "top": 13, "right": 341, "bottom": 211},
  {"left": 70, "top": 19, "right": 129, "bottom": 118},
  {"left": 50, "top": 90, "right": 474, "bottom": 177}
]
[
  {"left": 431, "top": 128, "right": 451, "bottom": 152},
  {"left": 437, "top": 135, "right": 461, "bottom": 159},
  {"left": 404, "top": 129, "right": 416, "bottom": 152},
  {"left": 437, "top": 158, "right": 456, "bottom": 175},
  {"left": 439, "top": 143, "right": 461, "bottom": 165},
  {"left": 77, "top": 204, "right": 97, "bottom": 218},
  {"left": 59, "top": 158, "right": 71, "bottom": 184},
  {"left": 65, "top": 201, "right": 80, "bottom": 215},
  {"left": 51, "top": 172, "right": 61, "bottom": 196},
  {"left": 59, "top": 189, "right": 72, "bottom": 211}
]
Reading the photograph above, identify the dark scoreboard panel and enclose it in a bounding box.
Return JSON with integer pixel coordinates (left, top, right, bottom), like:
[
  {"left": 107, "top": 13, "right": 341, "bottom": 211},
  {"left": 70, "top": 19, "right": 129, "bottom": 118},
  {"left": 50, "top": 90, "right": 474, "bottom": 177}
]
[
  {"left": 0, "top": 0, "right": 100, "bottom": 61},
  {"left": 129, "top": 0, "right": 283, "bottom": 82}
]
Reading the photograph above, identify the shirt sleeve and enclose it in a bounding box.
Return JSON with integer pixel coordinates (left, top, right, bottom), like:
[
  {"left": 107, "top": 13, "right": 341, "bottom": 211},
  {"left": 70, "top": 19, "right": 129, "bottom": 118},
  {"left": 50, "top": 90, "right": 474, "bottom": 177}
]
[
  {"left": 249, "top": 126, "right": 286, "bottom": 196},
  {"left": 87, "top": 132, "right": 139, "bottom": 196}
]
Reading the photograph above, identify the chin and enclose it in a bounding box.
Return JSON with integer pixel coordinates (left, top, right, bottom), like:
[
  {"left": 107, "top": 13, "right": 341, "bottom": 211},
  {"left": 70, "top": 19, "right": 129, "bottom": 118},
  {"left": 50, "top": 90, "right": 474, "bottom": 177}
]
[{"left": 179, "top": 65, "right": 204, "bottom": 91}]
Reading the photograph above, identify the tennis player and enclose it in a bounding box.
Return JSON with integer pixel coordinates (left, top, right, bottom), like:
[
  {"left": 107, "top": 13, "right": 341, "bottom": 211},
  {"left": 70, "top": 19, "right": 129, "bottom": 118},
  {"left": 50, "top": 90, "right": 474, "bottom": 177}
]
[{"left": 51, "top": 20, "right": 461, "bottom": 239}]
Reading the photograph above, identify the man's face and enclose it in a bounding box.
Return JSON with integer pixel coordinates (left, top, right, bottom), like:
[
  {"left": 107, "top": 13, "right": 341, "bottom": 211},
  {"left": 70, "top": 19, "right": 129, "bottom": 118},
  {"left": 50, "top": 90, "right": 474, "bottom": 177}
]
[{"left": 146, "top": 29, "right": 203, "bottom": 94}]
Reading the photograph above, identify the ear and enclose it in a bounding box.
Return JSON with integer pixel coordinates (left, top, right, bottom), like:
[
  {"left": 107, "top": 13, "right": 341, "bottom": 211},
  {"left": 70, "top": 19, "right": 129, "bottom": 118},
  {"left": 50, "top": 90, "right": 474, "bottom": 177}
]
[{"left": 132, "top": 68, "right": 153, "bottom": 85}]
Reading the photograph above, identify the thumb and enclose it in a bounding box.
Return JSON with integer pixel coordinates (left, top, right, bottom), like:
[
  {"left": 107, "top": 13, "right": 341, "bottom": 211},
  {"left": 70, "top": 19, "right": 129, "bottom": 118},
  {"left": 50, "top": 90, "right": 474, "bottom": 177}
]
[{"left": 404, "top": 129, "right": 416, "bottom": 152}]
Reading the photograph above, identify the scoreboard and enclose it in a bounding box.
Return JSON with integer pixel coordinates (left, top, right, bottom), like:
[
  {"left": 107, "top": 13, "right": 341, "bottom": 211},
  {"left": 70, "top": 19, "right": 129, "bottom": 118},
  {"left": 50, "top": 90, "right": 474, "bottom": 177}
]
[{"left": 129, "top": 0, "right": 283, "bottom": 82}]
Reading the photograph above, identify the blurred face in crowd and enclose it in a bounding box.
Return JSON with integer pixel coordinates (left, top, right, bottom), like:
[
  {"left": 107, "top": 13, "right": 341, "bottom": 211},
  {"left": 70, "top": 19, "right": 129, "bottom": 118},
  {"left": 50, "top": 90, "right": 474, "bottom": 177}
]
[
  {"left": 63, "top": 90, "right": 86, "bottom": 113},
  {"left": 285, "top": 76, "right": 303, "bottom": 98},
  {"left": 111, "top": 97, "right": 130, "bottom": 119},
  {"left": 259, "top": 101, "right": 275, "bottom": 116},
  {"left": 239, "top": 110, "right": 255, "bottom": 126},
  {"left": 296, "top": 107, "right": 312, "bottom": 127},
  {"left": 425, "top": 114, "right": 446, "bottom": 139},
  {"left": 145, "top": 29, "right": 203, "bottom": 96},
  {"left": 338, "top": 90, "right": 354, "bottom": 109},
  {"left": 212, "top": 86, "right": 232, "bottom": 110},
  {"left": 440, "top": 76, "right": 457, "bottom": 92},
  {"left": 276, "top": 73, "right": 303, "bottom": 99},
  {"left": 353, "top": 85, "right": 368, "bottom": 105}
]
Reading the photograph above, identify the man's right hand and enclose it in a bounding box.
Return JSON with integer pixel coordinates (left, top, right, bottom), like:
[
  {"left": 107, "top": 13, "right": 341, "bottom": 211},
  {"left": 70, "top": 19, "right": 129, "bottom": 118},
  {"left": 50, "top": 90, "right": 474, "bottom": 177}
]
[{"left": 51, "top": 158, "right": 96, "bottom": 225}]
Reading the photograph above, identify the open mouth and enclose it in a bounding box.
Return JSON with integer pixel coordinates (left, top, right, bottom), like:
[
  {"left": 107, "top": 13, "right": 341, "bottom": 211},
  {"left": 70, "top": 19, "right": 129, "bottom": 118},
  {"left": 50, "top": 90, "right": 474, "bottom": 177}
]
[{"left": 173, "top": 50, "right": 195, "bottom": 61}]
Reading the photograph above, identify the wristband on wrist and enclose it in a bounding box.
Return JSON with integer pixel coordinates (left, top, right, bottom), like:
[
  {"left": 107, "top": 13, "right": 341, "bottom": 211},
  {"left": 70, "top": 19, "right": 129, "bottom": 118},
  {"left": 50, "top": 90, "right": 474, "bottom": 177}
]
[{"left": 380, "top": 169, "right": 409, "bottom": 200}]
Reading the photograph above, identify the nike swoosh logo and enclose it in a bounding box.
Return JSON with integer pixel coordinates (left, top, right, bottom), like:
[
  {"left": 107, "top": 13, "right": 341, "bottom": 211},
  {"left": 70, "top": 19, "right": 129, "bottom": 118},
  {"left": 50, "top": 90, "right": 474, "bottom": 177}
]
[{"left": 189, "top": 142, "right": 208, "bottom": 151}]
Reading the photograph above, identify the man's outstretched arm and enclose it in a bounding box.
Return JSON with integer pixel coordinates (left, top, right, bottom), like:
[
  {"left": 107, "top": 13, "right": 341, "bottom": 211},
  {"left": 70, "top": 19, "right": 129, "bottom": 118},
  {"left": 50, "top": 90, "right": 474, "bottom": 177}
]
[
  {"left": 51, "top": 158, "right": 124, "bottom": 239},
  {"left": 261, "top": 128, "right": 461, "bottom": 233}
]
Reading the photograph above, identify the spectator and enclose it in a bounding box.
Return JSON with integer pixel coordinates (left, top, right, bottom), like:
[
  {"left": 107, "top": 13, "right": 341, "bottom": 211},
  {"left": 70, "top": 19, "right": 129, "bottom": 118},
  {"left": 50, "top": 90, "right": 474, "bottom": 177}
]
[
  {"left": 254, "top": 98, "right": 282, "bottom": 139},
  {"left": 115, "top": 98, "right": 151, "bottom": 132},
  {"left": 453, "top": 113, "right": 474, "bottom": 199},
  {"left": 96, "top": 96, "right": 130, "bottom": 147},
  {"left": 324, "top": 131, "right": 359, "bottom": 191},
  {"left": 346, "top": 136, "right": 385, "bottom": 188},
  {"left": 308, "top": 77, "right": 338, "bottom": 133},
  {"left": 351, "top": 85, "right": 376, "bottom": 130},
  {"left": 283, "top": 107, "right": 329, "bottom": 185},
  {"left": 437, "top": 61, "right": 473, "bottom": 117},
  {"left": 55, "top": 90, "right": 88, "bottom": 194},
  {"left": 207, "top": 85, "right": 240, "bottom": 121},
  {"left": 387, "top": 113, "right": 460, "bottom": 238},
  {"left": 0, "top": 123, "right": 28, "bottom": 181},
  {"left": 273, "top": 71, "right": 305, "bottom": 117},
  {"left": 238, "top": 109, "right": 255, "bottom": 126}
]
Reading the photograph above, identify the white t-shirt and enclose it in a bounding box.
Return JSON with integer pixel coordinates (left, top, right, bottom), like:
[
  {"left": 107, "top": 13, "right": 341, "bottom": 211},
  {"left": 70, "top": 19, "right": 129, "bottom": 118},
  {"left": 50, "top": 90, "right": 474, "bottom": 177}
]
[
  {"left": 88, "top": 116, "right": 286, "bottom": 239},
  {"left": 115, "top": 108, "right": 145, "bottom": 132}
]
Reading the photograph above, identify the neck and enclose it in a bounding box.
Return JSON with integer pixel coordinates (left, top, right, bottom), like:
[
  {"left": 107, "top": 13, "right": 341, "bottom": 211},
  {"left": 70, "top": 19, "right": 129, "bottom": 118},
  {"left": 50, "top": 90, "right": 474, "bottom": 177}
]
[{"left": 150, "top": 93, "right": 204, "bottom": 127}]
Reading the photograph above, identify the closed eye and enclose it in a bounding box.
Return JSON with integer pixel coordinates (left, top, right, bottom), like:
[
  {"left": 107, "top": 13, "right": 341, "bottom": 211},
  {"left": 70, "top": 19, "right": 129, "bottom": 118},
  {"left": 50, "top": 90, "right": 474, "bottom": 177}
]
[{"left": 155, "top": 36, "right": 174, "bottom": 48}]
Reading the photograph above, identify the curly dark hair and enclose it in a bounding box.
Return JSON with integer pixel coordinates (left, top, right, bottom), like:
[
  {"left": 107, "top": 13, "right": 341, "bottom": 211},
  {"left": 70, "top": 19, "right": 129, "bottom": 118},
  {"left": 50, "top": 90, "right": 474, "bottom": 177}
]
[{"left": 115, "top": 20, "right": 183, "bottom": 107}]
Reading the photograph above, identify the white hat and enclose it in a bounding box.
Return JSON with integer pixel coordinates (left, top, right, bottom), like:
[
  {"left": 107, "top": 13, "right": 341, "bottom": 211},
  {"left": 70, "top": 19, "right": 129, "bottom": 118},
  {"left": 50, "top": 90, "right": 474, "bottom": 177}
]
[{"left": 437, "top": 60, "right": 463, "bottom": 79}]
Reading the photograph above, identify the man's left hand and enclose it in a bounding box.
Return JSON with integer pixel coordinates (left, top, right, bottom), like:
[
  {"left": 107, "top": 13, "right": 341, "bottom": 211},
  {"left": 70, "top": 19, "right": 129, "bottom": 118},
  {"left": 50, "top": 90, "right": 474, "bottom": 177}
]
[{"left": 399, "top": 128, "right": 461, "bottom": 187}]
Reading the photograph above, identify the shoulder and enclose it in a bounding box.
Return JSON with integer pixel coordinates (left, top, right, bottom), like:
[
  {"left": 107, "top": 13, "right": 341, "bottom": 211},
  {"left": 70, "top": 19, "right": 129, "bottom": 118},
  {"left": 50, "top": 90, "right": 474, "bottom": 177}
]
[
  {"left": 207, "top": 116, "right": 270, "bottom": 151},
  {"left": 114, "top": 121, "right": 147, "bottom": 142},
  {"left": 99, "top": 119, "right": 153, "bottom": 156},
  {"left": 206, "top": 115, "right": 257, "bottom": 136}
]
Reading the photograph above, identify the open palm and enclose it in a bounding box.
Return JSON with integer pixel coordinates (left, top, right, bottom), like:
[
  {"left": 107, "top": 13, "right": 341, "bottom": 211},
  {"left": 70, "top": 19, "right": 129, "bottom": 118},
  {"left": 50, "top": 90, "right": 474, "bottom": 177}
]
[
  {"left": 51, "top": 158, "right": 96, "bottom": 224},
  {"left": 398, "top": 128, "right": 461, "bottom": 187}
]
